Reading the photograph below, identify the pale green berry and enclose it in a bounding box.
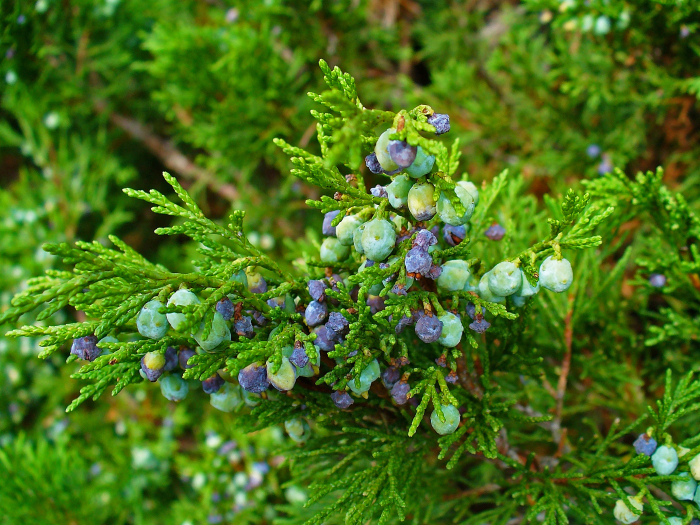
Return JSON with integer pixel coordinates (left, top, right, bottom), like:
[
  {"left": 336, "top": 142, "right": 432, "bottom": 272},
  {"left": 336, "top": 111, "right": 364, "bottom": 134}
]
[
  {"left": 285, "top": 418, "right": 311, "bottom": 443},
  {"left": 137, "top": 300, "right": 169, "bottom": 340},
  {"left": 229, "top": 269, "right": 248, "bottom": 289},
  {"left": 689, "top": 453, "right": 700, "bottom": 480},
  {"left": 374, "top": 128, "right": 398, "bottom": 171},
  {"left": 667, "top": 518, "right": 682, "bottom": 525},
  {"left": 336, "top": 215, "right": 365, "bottom": 246},
  {"left": 437, "top": 260, "right": 471, "bottom": 292},
  {"left": 478, "top": 273, "right": 505, "bottom": 304},
  {"left": 159, "top": 374, "right": 189, "bottom": 402},
  {"left": 463, "top": 274, "right": 480, "bottom": 293},
  {"left": 407, "top": 182, "right": 436, "bottom": 221},
  {"left": 405, "top": 146, "right": 435, "bottom": 178},
  {"left": 652, "top": 445, "right": 678, "bottom": 475},
  {"left": 430, "top": 404, "right": 460, "bottom": 435},
  {"left": 539, "top": 256, "right": 573, "bottom": 293},
  {"left": 438, "top": 312, "right": 463, "bottom": 348},
  {"left": 436, "top": 182, "right": 476, "bottom": 226},
  {"left": 613, "top": 498, "right": 642, "bottom": 524},
  {"left": 210, "top": 383, "right": 243, "bottom": 412},
  {"left": 193, "top": 312, "right": 231, "bottom": 352},
  {"left": 361, "top": 219, "right": 396, "bottom": 262},
  {"left": 267, "top": 356, "right": 297, "bottom": 391},
  {"left": 488, "top": 261, "right": 522, "bottom": 297},
  {"left": 320, "top": 237, "right": 350, "bottom": 263},
  {"left": 511, "top": 295, "right": 527, "bottom": 308},
  {"left": 348, "top": 359, "right": 381, "bottom": 395},
  {"left": 358, "top": 260, "right": 383, "bottom": 295},
  {"left": 386, "top": 175, "right": 413, "bottom": 209},
  {"left": 166, "top": 289, "right": 201, "bottom": 332},
  {"left": 671, "top": 472, "right": 697, "bottom": 501},
  {"left": 515, "top": 269, "right": 540, "bottom": 298},
  {"left": 460, "top": 180, "right": 479, "bottom": 206},
  {"left": 353, "top": 223, "right": 366, "bottom": 254},
  {"left": 242, "top": 389, "right": 262, "bottom": 407}
]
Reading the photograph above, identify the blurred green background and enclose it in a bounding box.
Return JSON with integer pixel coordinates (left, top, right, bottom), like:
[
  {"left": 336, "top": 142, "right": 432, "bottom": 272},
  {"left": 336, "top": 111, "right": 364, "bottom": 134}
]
[{"left": 1, "top": 0, "right": 699, "bottom": 523}]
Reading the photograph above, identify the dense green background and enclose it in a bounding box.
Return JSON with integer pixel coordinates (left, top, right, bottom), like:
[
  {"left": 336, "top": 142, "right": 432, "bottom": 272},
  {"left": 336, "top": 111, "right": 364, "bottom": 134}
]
[{"left": 1, "top": 0, "right": 699, "bottom": 523}]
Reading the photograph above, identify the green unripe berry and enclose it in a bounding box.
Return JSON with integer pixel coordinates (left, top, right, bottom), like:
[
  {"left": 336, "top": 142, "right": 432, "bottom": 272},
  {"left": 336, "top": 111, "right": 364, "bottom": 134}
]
[
  {"left": 348, "top": 359, "right": 381, "bottom": 395},
  {"left": 193, "top": 312, "right": 231, "bottom": 352},
  {"left": 436, "top": 183, "right": 475, "bottom": 226},
  {"left": 159, "top": 374, "right": 189, "bottom": 402},
  {"left": 407, "top": 182, "right": 436, "bottom": 221},
  {"left": 515, "top": 269, "right": 540, "bottom": 297},
  {"left": 460, "top": 180, "right": 479, "bottom": 206},
  {"left": 166, "top": 289, "right": 201, "bottom": 332},
  {"left": 137, "top": 300, "right": 169, "bottom": 339},
  {"left": 229, "top": 269, "right": 248, "bottom": 289},
  {"left": 374, "top": 128, "right": 398, "bottom": 171},
  {"left": 353, "top": 223, "right": 366, "bottom": 254},
  {"left": 539, "top": 256, "right": 573, "bottom": 293},
  {"left": 430, "top": 404, "right": 460, "bottom": 435},
  {"left": 210, "top": 383, "right": 243, "bottom": 412},
  {"left": 267, "top": 356, "right": 297, "bottom": 391},
  {"left": 320, "top": 237, "right": 350, "bottom": 263},
  {"left": 438, "top": 312, "right": 463, "bottom": 348},
  {"left": 437, "top": 260, "right": 471, "bottom": 291},
  {"left": 404, "top": 146, "right": 435, "bottom": 178},
  {"left": 613, "top": 498, "right": 642, "bottom": 524},
  {"left": 671, "top": 472, "right": 697, "bottom": 501},
  {"left": 478, "top": 273, "right": 506, "bottom": 304},
  {"left": 285, "top": 418, "right": 311, "bottom": 443},
  {"left": 336, "top": 215, "right": 365, "bottom": 246},
  {"left": 488, "top": 261, "right": 522, "bottom": 297},
  {"left": 386, "top": 175, "right": 413, "bottom": 209},
  {"left": 360, "top": 219, "right": 396, "bottom": 262}
]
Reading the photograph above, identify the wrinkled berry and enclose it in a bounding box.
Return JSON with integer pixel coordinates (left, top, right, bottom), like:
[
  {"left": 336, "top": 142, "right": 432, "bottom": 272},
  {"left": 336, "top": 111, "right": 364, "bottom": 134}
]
[
  {"left": 366, "top": 294, "right": 385, "bottom": 314},
  {"left": 414, "top": 228, "right": 437, "bottom": 250},
  {"left": 289, "top": 346, "right": 309, "bottom": 369},
  {"left": 233, "top": 316, "right": 253, "bottom": 339},
  {"left": 465, "top": 303, "right": 476, "bottom": 320},
  {"left": 426, "top": 264, "right": 442, "bottom": 280},
  {"left": 391, "top": 381, "right": 411, "bottom": 405},
  {"left": 216, "top": 297, "right": 235, "bottom": 321},
  {"left": 370, "top": 185, "right": 388, "bottom": 198},
  {"left": 469, "top": 319, "right": 491, "bottom": 333},
  {"left": 415, "top": 314, "right": 442, "bottom": 343},
  {"left": 326, "top": 312, "right": 350, "bottom": 341},
  {"left": 312, "top": 325, "right": 336, "bottom": 352},
  {"left": 308, "top": 280, "right": 327, "bottom": 302},
  {"left": 305, "top": 300, "right": 328, "bottom": 327},
  {"left": 388, "top": 140, "right": 417, "bottom": 168},
  {"left": 179, "top": 348, "right": 196, "bottom": 370},
  {"left": 331, "top": 390, "right": 354, "bottom": 409},
  {"left": 395, "top": 313, "right": 416, "bottom": 334},
  {"left": 427, "top": 113, "right": 450, "bottom": 135},
  {"left": 70, "top": 335, "right": 101, "bottom": 361},
  {"left": 485, "top": 224, "right": 506, "bottom": 241},
  {"left": 202, "top": 373, "right": 225, "bottom": 394},
  {"left": 405, "top": 247, "right": 432, "bottom": 275},
  {"left": 365, "top": 152, "right": 383, "bottom": 174},
  {"left": 238, "top": 362, "right": 270, "bottom": 393}
]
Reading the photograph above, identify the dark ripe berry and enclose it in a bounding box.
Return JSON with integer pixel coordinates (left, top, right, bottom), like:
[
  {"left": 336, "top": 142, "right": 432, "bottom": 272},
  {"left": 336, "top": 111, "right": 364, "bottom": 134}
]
[
  {"left": 390, "top": 282, "right": 407, "bottom": 296},
  {"left": 426, "top": 264, "right": 443, "bottom": 280},
  {"left": 405, "top": 247, "right": 433, "bottom": 275},
  {"left": 415, "top": 315, "right": 443, "bottom": 343},
  {"left": 251, "top": 310, "right": 268, "bottom": 326},
  {"left": 202, "top": 373, "right": 225, "bottom": 394},
  {"left": 366, "top": 295, "right": 385, "bottom": 314},
  {"left": 370, "top": 185, "right": 388, "bottom": 198},
  {"left": 70, "top": 335, "right": 101, "bottom": 361},
  {"left": 238, "top": 363, "right": 270, "bottom": 393},
  {"left": 427, "top": 113, "right": 450, "bottom": 135},
  {"left": 308, "top": 280, "right": 327, "bottom": 302},
  {"left": 649, "top": 273, "right": 666, "bottom": 288},
  {"left": 485, "top": 224, "right": 506, "bottom": 241},
  {"left": 388, "top": 140, "right": 417, "bottom": 168},
  {"left": 365, "top": 152, "right": 383, "bottom": 174},
  {"left": 395, "top": 313, "right": 416, "bottom": 334},
  {"left": 465, "top": 303, "right": 476, "bottom": 320},
  {"left": 349, "top": 285, "right": 360, "bottom": 302},
  {"left": 391, "top": 381, "right": 411, "bottom": 405},
  {"left": 179, "top": 348, "right": 196, "bottom": 370},
  {"left": 446, "top": 370, "right": 458, "bottom": 384},
  {"left": 267, "top": 296, "right": 285, "bottom": 309},
  {"left": 331, "top": 390, "right": 354, "bottom": 409},
  {"left": 322, "top": 210, "right": 340, "bottom": 237},
  {"left": 216, "top": 297, "right": 235, "bottom": 321},
  {"left": 414, "top": 229, "right": 437, "bottom": 250},
  {"left": 382, "top": 366, "right": 401, "bottom": 388},
  {"left": 234, "top": 316, "right": 254, "bottom": 338},
  {"left": 313, "top": 325, "right": 336, "bottom": 352},
  {"left": 328, "top": 274, "right": 343, "bottom": 292},
  {"left": 443, "top": 224, "right": 466, "bottom": 246},
  {"left": 469, "top": 318, "right": 491, "bottom": 333},
  {"left": 633, "top": 433, "right": 658, "bottom": 456},
  {"left": 326, "top": 312, "right": 350, "bottom": 341},
  {"left": 140, "top": 352, "right": 165, "bottom": 382},
  {"left": 289, "top": 346, "right": 309, "bottom": 369},
  {"left": 305, "top": 300, "right": 328, "bottom": 327},
  {"left": 249, "top": 276, "right": 267, "bottom": 294},
  {"left": 163, "top": 346, "right": 178, "bottom": 371},
  {"left": 586, "top": 144, "right": 601, "bottom": 158},
  {"left": 365, "top": 259, "right": 376, "bottom": 268}
]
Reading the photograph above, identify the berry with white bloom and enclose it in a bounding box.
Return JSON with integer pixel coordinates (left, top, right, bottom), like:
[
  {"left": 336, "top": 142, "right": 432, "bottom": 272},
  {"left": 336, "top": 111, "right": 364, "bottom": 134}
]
[
  {"left": 405, "top": 146, "right": 435, "bottom": 178},
  {"left": 166, "top": 289, "right": 201, "bottom": 332},
  {"left": 671, "top": 472, "right": 697, "bottom": 501},
  {"left": 386, "top": 175, "right": 413, "bottom": 209},
  {"left": 437, "top": 260, "right": 471, "bottom": 291},
  {"left": 430, "top": 403, "right": 460, "bottom": 435},
  {"left": 613, "top": 498, "right": 642, "bottom": 524},
  {"left": 438, "top": 312, "right": 463, "bottom": 348},
  {"left": 651, "top": 445, "right": 679, "bottom": 476},
  {"left": 137, "top": 300, "right": 169, "bottom": 340},
  {"left": 320, "top": 237, "right": 350, "bottom": 263},
  {"left": 336, "top": 215, "right": 365, "bottom": 246},
  {"left": 436, "top": 182, "right": 476, "bottom": 226},
  {"left": 488, "top": 261, "right": 522, "bottom": 297},
  {"left": 360, "top": 219, "right": 396, "bottom": 262},
  {"left": 539, "top": 256, "right": 574, "bottom": 293}
]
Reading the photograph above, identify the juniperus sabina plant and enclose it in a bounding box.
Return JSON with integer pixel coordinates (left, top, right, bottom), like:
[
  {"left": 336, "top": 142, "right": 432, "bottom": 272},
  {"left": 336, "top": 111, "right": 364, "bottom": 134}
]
[{"left": 4, "top": 60, "right": 700, "bottom": 524}]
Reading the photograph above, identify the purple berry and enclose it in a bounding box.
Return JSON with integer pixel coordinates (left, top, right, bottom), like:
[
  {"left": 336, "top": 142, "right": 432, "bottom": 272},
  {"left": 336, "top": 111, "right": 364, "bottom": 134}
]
[
  {"left": 305, "top": 300, "right": 328, "bottom": 327},
  {"left": 443, "top": 224, "right": 466, "bottom": 246},
  {"left": 163, "top": 346, "right": 178, "bottom": 371},
  {"left": 597, "top": 155, "right": 613, "bottom": 175},
  {"left": 238, "top": 363, "right": 270, "bottom": 393},
  {"left": 365, "top": 153, "right": 383, "bottom": 174},
  {"left": 326, "top": 312, "right": 350, "bottom": 341},
  {"left": 234, "top": 316, "right": 254, "bottom": 338},
  {"left": 426, "top": 264, "right": 443, "bottom": 280},
  {"left": 267, "top": 297, "right": 285, "bottom": 309},
  {"left": 70, "top": 335, "right": 101, "bottom": 361},
  {"left": 202, "top": 373, "right": 225, "bottom": 394},
  {"left": 308, "top": 280, "right": 327, "bottom": 302},
  {"left": 251, "top": 310, "right": 268, "bottom": 326},
  {"left": 313, "top": 325, "right": 336, "bottom": 352},
  {"left": 216, "top": 297, "right": 235, "bottom": 321},
  {"left": 485, "top": 224, "right": 506, "bottom": 241},
  {"left": 427, "top": 113, "right": 450, "bottom": 135},
  {"left": 382, "top": 366, "right": 401, "bottom": 388},
  {"left": 633, "top": 433, "right": 658, "bottom": 456},
  {"left": 469, "top": 319, "right": 491, "bottom": 333},
  {"left": 249, "top": 276, "right": 267, "bottom": 294},
  {"left": 446, "top": 371, "right": 458, "bottom": 384},
  {"left": 405, "top": 247, "right": 433, "bottom": 275},
  {"left": 395, "top": 313, "right": 416, "bottom": 334},
  {"left": 415, "top": 315, "right": 443, "bottom": 343},
  {"left": 289, "top": 346, "right": 309, "bottom": 369},
  {"left": 331, "top": 390, "right": 354, "bottom": 409},
  {"left": 370, "top": 185, "right": 388, "bottom": 198},
  {"left": 388, "top": 140, "right": 417, "bottom": 168},
  {"left": 390, "top": 282, "right": 408, "bottom": 296},
  {"left": 323, "top": 210, "right": 340, "bottom": 236},
  {"left": 586, "top": 144, "right": 601, "bottom": 158},
  {"left": 465, "top": 303, "right": 476, "bottom": 320},
  {"left": 390, "top": 381, "right": 410, "bottom": 405},
  {"left": 414, "top": 229, "right": 437, "bottom": 250},
  {"left": 649, "top": 274, "right": 666, "bottom": 288},
  {"left": 179, "top": 348, "right": 196, "bottom": 370},
  {"left": 366, "top": 295, "right": 385, "bottom": 314}
]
